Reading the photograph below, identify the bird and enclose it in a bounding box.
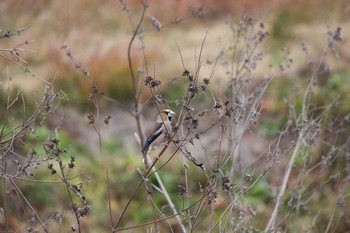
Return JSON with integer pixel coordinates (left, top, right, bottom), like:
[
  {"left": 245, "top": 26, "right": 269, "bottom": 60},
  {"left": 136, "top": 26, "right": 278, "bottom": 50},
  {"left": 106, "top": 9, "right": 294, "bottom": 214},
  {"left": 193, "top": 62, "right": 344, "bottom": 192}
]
[{"left": 141, "top": 109, "right": 176, "bottom": 153}]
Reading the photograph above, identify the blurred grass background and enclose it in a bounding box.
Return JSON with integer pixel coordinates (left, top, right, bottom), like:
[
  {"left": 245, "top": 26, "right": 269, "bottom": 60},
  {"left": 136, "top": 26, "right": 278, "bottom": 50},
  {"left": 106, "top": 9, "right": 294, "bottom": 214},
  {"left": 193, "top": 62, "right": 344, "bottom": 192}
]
[{"left": 1, "top": 0, "right": 350, "bottom": 232}]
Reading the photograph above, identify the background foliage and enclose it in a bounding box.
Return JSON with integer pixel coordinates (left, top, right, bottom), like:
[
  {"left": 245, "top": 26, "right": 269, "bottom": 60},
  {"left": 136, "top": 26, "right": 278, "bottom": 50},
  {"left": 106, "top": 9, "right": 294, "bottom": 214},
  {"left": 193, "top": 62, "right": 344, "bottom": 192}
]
[{"left": 1, "top": 0, "right": 350, "bottom": 232}]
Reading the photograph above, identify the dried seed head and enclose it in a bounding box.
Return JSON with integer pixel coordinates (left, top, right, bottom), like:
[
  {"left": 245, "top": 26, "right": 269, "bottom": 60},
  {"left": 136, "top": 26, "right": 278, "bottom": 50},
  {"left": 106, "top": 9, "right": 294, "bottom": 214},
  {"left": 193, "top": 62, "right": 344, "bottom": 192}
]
[
  {"left": 87, "top": 113, "right": 95, "bottom": 125},
  {"left": 144, "top": 75, "right": 161, "bottom": 88},
  {"left": 178, "top": 183, "right": 187, "bottom": 196},
  {"left": 207, "top": 189, "right": 217, "bottom": 205},
  {"left": 155, "top": 94, "right": 166, "bottom": 105},
  {"left": 192, "top": 118, "right": 199, "bottom": 129},
  {"left": 222, "top": 176, "right": 231, "bottom": 191},
  {"left": 104, "top": 115, "right": 112, "bottom": 125},
  {"left": 332, "top": 27, "right": 342, "bottom": 41},
  {"left": 149, "top": 16, "right": 162, "bottom": 31},
  {"left": 2, "top": 30, "right": 10, "bottom": 38},
  {"left": 214, "top": 102, "right": 222, "bottom": 110},
  {"left": 188, "top": 83, "right": 198, "bottom": 93},
  {"left": 182, "top": 69, "right": 190, "bottom": 76}
]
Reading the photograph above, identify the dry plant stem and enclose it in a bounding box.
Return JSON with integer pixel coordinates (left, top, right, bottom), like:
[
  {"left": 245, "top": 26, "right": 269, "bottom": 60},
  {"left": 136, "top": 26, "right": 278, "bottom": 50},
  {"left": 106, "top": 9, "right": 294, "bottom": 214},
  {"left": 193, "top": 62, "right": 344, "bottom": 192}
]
[
  {"left": 8, "top": 178, "right": 48, "bottom": 233},
  {"left": 301, "top": 40, "right": 329, "bottom": 116},
  {"left": 113, "top": 144, "right": 168, "bottom": 231},
  {"left": 203, "top": 127, "right": 294, "bottom": 232},
  {"left": 2, "top": 164, "right": 9, "bottom": 231},
  {"left": 147, "top": 130, "right": 189, "bottom": 177},
  {"left": 193, "top": 193, "right": 230, "bottom": 231},
  {"left": 127, "top": 1, "right": 148, "bottom": 148},
  {"left": 206, "top": 188, "right": 254, "bottom": 232},
  {"left": 116, "top": 194, "right": 207, "bottom": 231},
  {"left": 331, "top": 206, "right": 348, "bottom": 233},
  {"left": 65, "top": 187, "right": 82, "bottom": 233},
  {"left": 175, "top": 33, "right": 207, "bottom": 127},
  {"left": 191, "top": 194, "right": 207, "bottom": 231},
  {"left": 0, "top": 53, "right": 50, "bottom": 84},
  {"left": 145, "top": 154, "right": 187, "bottom": 233},
  {"left": 101, "top": 143, "right": 113, "bottom": 224},
  {"left": 0, "top": 84, "right": 56, "bottom": 146},
  {"left": 91, "top": 94, "right": 114, "bottom": 226},
  {"left": 114, "top": 136, "right": 183, "bottom": 231},
  {"left": 113, "top": 177, "right": 144, "bottom": 232},
  {"left": 178, "top": 149, "right": 192, "bottom": 229},
  {"left": 143, "top": 162, "right": 158, "bottom": 231},
  {"left": 294, "top": 155, "right": 307, "bottom": 230},
  {"left": 265, "top": 32, "right": 339, "bottom": 231},
  {"left": 140, "top": 102, "right": 170, "bottom": 228},
  {"left": 105, "top": 163, "right": 114, "bottom": 226},
  {"left": 116, "top": 185, "right": 218, "bottom": 232},
  {"left": 141, "top": 101, "right": 176, "bottom": 230},
  {"left": 228, "top": 77, "right": 276, "bottom": 177},
  {"left": 58, "top": 165, "right": 82, "bottom": 233},
  {"left": 264, "top": 130, "right": 304, "bottom": 231},
  {"left": 263, "top": 105, "right": 319, "bottom": 231},
  {"left": 208, "top": 203, "right": 215, "bottom": 232},
  {"left": 325, "top": 205, "right": 336, "bottom": 233},
  {"left": 0, "top": 26, "right": 31, "bottom": 39},
  {"left": 193, "top": 188, "right": 233, "bottom": 231},
  {"left": 114, "top": 2, "right": 153, "bottom": 230}
]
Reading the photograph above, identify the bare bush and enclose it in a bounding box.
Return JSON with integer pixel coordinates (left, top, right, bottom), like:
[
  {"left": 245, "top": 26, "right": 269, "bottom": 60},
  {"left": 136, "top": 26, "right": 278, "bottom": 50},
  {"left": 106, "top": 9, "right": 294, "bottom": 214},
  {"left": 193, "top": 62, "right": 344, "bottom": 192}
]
[{"left": 1, "top": 1, "right": 349, "bottom": 233}]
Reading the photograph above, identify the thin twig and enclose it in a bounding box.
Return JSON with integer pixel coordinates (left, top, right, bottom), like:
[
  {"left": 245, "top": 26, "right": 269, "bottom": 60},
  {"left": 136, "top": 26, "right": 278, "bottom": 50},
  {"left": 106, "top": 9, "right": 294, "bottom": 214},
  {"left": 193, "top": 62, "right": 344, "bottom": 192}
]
[{"left": 9, "top": 178, "right": 49, "bottom": 233}]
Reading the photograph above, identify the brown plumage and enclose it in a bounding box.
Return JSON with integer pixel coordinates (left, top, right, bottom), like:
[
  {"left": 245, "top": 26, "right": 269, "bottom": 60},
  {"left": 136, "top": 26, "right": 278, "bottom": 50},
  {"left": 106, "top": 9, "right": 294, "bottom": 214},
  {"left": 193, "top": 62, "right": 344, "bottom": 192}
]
[{"left": 141, "top": 109, "right": 175, "bottom": 153}]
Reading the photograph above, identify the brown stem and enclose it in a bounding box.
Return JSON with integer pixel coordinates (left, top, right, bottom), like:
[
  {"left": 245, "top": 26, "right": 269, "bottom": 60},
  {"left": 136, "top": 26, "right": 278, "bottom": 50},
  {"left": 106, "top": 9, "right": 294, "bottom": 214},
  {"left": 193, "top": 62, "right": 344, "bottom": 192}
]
[{"left": 127, "top": 1, "right": 148, "bottom": 148}]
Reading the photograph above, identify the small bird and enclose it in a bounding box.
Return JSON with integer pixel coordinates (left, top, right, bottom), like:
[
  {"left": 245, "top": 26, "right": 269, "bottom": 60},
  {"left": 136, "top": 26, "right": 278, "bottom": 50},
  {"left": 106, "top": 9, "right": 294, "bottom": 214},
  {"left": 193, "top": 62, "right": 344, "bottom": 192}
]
[{"left": 141, "top": 109, "right": 176, "bottom": 153}]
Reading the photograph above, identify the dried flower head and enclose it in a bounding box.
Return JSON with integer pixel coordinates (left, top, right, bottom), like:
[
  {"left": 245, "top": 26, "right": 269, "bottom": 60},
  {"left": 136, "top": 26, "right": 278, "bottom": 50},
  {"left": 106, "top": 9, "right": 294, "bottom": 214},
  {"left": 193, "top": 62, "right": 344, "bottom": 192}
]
[
  {"left": 144, "top": 75, "right": 161, "bottom": 88},
  {"left": 87, "top": 113, "right": 95, "bottom": 125},
  {"left": 183, "top": 69, "right": 190, "bottom": 76},
  {"left": 149, "top": 16, "right": 162, "bottom": 31},
  {"left": 104, "top": 115, "right": 112, "bottom": 125}
]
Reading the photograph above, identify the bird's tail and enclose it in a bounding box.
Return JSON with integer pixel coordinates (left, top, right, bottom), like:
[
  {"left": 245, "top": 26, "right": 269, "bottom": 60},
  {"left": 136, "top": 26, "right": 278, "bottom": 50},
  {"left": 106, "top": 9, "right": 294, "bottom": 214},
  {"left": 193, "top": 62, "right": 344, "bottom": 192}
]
[{"left": 141, "top": 131, "right": 162, "bottom": 153}]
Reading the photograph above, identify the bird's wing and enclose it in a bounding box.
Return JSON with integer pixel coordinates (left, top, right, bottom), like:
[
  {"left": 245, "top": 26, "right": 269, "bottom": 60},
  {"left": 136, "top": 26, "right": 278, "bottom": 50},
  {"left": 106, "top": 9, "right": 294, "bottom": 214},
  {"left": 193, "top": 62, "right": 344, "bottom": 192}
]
[{"left": 141, "top": 122, "right": 163, "bottom": 152}]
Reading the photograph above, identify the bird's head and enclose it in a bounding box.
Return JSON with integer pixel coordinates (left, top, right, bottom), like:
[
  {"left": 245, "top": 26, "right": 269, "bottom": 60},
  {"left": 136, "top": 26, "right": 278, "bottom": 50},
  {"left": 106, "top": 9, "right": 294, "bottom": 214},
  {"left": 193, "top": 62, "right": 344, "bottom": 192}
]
[{"left": 158, "top": 109, "right": 176, "bottom": 123}]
